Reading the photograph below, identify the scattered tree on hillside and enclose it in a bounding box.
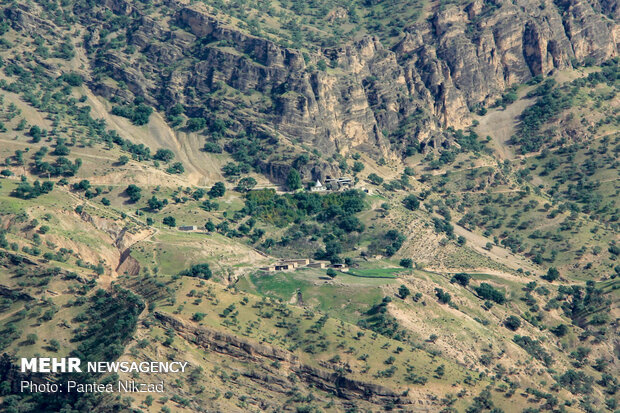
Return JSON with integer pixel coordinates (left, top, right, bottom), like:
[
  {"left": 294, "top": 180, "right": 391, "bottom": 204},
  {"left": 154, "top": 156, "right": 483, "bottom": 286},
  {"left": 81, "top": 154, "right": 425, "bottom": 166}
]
[
  {"left": 154, "top": 149, "right": 175, "bottom": 162},
  {"left": 125, "top": 184, "right": 142, "bottom": 203},
  {"left": 542, "top": 267, "right": 560, "bottom": 282},
  {"left": 435, "top": 288, "right": 451, "bottom": 304},
  {"left": 399, "top": 258, "right": 413, "bottom": 268},
  {"left": 236, "top": 177, "right": 257, "bottom": 192},
  {"left": 286, "top": 169, "right": 302, "bottom": 191},
  {"left": 403, "top": 194, "right": 420, "bottom": 211},
  {"left": 398, "top": 285, "right": 410, "bottom": 299},
  {"left": 504, "top": 315, "right": 521, "bottom": 331},
  {"left": 451, "top": 273, "right": 470, "bottom": 287},
  {"left": 179, "top": 263, "right": 212, "bottom": 279},
  {"left": 162, "top": 216, "right": 176, "bottom": 227},
  {"left": 209, "top": 182, "right": 226, "bottom": 198}
]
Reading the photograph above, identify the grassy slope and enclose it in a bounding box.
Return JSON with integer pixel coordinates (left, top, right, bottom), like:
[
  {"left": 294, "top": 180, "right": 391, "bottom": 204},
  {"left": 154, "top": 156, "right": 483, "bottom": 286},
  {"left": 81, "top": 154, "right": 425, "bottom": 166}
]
[{"left": 0, "top": 3, "right": 617, "bottom": 411}]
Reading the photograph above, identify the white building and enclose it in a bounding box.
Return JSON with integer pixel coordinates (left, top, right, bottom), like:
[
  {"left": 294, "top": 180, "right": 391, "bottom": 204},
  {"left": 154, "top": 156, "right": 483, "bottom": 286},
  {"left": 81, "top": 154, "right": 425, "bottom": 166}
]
[{"left": 310, "top": 179, "right": 327, "bottom": 192}]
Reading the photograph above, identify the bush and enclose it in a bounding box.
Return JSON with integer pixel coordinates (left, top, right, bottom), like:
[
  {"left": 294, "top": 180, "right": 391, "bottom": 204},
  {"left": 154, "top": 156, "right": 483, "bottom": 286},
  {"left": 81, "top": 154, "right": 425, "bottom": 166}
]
[
  {"left": 435, "top": 288, "right": 451, "bottom": 304},
  {"left": 11, "top": 181, "right": 53, "bottom": 199},
  {"left": 451, "top": 272, "right": 470, "bottom": 286},
  {"left": 236, "top": 177, "right": 257, "bottom": 192},
  {"left": 474, "top": 283, "right": 506, "bottom": 304},
  {"left": 326, "top": 268, "right": 337, "bottom": 278},
  {"left": 403, "top": 194, "right": 419, "bottom": 211},
  {"left": 73, "top": 180, "right": 91, "bottom": 191},
  {"left": 166, "top": 162, "right": 184, "bottom": 174},
  {"left": 186, "top": 117, "right": 207, "bottom": 131},
  {"left": 542, "top": 267, "right": 559, "bottom": 282},
  {"left": 162, "top": 216, "right": 176, "bottom": 227},
  {"left": 148, "top": 196, "right": 165, "bottom": 211},
  {"left": 29, "top": 125, "right": 42, "bottom": 142},
  {"left": 52, "top": 142, "right": 70, "bottom": 156},
  {"left": 25, "top": 333, "right": 38, "bottom": 345},
  {"left": 399, "top": 258, "right": 413, "bottom": 268},
  {"left": 60, "top": 72, "right": 83, "bottom": 87},
  {"left": 352, "top": 161, "right": 364, "bottom": 173},
  {"left": 504, "top": 315, "right": 521, "bottom": 331},
  {"left": 367, "top": 173, "right": 383, "bottom": 185},
  {"left": 205, "top": 220, "right": 215, "bottom": 231},
  {"left": 154, "top": 149, "right": 175, "bottom": 162},
  {"left": 550, "top": 324, "right": 568, "bottom": 337},
  {"left": 179, "top": 263, "right": 212, "bottom": 279},
  {"left": 203, "top": 142, "right": 222, "bottom": 153},
  {"left": 209, "top": 182, "right": 226, "bottom": 198},
  {"left": 556, "top": 369, "right": 593, "bottom": 395},
  {"left": 125, "top": 184, "right": 142, "bottom": 203},
  {"left": 200, "top": 200, "right": 219, "bottom": 212},
  {"left": 192, "top": 312, "right": 206, "bottom": 322},
  {"left": 398, "top": 284, "right": 410, "bottom": 299},
  {"left": 380, "top": 229, "right": 405, "bottom": 257},
  {"left": 286, "top": 169, "right": 302, "bottom": 191},
  {"left": 112, "top": 101, "right": 153, "bottom": 125},
  {"left": 132, "top": 103, "right": 153, "bottom": 125},
  {"left": 513, "top": 335, "right": 553, "bottom": 366}
]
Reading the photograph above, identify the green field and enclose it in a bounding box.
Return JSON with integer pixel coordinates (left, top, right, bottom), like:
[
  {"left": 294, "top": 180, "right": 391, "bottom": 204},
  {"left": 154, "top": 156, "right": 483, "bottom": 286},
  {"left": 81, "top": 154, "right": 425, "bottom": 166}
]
[{"left": 238, "top": 269, "right": 393, "bottom": 323}]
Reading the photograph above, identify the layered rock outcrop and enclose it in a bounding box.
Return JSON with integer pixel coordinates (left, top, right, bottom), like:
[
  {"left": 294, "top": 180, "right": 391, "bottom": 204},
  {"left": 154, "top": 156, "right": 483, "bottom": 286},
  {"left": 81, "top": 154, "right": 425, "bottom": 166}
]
[{"left": 154, "top": 311, "right": 409, "bottom": 405}]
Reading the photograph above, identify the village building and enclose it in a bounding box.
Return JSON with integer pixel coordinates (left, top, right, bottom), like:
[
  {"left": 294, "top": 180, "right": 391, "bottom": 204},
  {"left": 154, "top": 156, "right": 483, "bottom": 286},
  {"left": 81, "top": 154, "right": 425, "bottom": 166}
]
[
  {"left": 331, "top": 263, "right": 349, "bottom": 272},
  {"left": 259, "top": 259, "right": 327, "bottom": 272},
  {"left": 178, "top": 225, "right": 197, "bottom": 231},
  {"left": 310, "top": 179, "right": 327, "bottom": 192},
  {"left": 324, "top": 177, "right": 353, "bottom": 191}
]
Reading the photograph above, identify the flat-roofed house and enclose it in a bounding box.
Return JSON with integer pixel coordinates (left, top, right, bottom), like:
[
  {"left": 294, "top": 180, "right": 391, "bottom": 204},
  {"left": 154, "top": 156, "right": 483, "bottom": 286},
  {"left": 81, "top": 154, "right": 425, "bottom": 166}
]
[
  {"left": 178, "top": 225, "right": 197, "bottom": 231},
  {"left": 331, "top": 263, "right": 349, "bottom": 272}
]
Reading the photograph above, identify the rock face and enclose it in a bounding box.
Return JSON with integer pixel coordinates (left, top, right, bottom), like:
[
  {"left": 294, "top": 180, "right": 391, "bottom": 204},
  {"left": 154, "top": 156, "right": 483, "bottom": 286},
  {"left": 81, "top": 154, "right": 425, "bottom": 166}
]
[
  {"left": 170, "top": 6, "right": 409, "bottom": 159},
  {"left": 131, "top": 0, "right": 618, "bottom": 155},
  {"left": 154, "top": 311, "right": 408, "bottom": 405},
  {"left": 395, "top": 0, "right": 617, "bottom": 113},
  {"left": 7, "top": 0, "right": 616, "bottom": 163}
]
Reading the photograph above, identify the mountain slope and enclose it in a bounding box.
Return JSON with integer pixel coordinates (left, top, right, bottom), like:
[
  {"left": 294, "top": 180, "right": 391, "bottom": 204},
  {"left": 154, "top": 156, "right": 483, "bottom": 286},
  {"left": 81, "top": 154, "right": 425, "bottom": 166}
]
[{"left": 0, "top": 0, "right": 618, "bottom": 412}]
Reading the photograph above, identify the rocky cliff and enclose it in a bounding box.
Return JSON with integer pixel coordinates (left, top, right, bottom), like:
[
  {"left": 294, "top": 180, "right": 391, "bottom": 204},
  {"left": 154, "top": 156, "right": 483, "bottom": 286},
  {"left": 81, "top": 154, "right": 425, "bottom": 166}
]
[
  {"left": 396, "top": 0, "right": 617, "bottom": 109},
  {"left": 6, "top": 0, "right": 617, "bottom": 163},
  {"left": 115, "top": 0, "right": 618, "bottom": 153}
]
